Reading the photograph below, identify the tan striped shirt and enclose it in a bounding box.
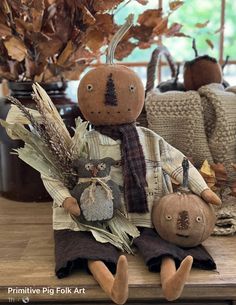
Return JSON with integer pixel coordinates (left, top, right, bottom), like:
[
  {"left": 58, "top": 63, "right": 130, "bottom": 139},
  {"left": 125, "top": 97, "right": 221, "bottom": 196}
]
[{"left": 42, "top": 126, "right": 209, "bottom": 230}]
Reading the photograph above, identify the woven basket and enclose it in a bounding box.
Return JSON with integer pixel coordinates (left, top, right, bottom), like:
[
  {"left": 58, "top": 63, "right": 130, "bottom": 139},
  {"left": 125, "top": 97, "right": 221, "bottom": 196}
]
[
  {"left": 137, "top": 45, "right": 178, "bottom": 128},
  {"left": 141, "top": 46, "right": 213, "bottom": 167}
]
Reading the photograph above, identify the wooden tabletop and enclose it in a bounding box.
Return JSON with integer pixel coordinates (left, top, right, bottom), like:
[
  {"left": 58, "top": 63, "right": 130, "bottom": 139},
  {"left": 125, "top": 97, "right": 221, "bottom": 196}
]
[{"left": 0, "top": 196, "right": 236, "bottom": 303}]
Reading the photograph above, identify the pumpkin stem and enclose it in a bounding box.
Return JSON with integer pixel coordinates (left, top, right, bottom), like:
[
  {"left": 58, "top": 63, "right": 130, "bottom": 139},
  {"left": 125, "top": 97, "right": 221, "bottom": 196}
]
[
  {"left": 182, "top": 157, "right": 189, "bottom": 189},
  {"left": 192, "top": 38, "right": 198, "bottom": 58},
  {"left": 106, "top": 14, "right": 134, "bottom": 65},
  {"left": 222, "top": 55, "right": 229, "bottom": 71}
]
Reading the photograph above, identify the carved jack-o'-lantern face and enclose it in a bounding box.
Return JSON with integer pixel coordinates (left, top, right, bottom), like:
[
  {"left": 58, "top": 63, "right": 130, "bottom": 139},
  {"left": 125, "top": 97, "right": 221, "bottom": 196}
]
[
  {"left": 78, "top": 65, "right": 144, "bottom": 126},
  {"left": 152, "top": 192, "right": 216, "bottom": 248}
]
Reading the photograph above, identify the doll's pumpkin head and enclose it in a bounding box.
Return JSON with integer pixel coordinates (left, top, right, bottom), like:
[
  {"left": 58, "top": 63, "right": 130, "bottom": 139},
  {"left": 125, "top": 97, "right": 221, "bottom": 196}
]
[
  {"left": 152, "top": 192, "right": 216, "bottom": 247},
  {"left": 78, "top": 64, "right": 144, "bottom": 126},
  {"left": 77, "top": 14, "right": 144, "bottom": 126}
]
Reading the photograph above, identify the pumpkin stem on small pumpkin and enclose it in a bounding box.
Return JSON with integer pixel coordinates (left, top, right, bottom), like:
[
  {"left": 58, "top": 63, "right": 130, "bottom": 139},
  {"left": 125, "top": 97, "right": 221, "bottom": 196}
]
[
  {"left": 192, "top": 38, "right": 198, "bottom": 58},
  {"left": 222, "top": 55, "right": 229, "bottom": 71},
  {"left": 106, "top": 14, "right": 134, "bottom": 65},
  {"left": 182, "top": 157, "right": 189, "bottom": 189}
]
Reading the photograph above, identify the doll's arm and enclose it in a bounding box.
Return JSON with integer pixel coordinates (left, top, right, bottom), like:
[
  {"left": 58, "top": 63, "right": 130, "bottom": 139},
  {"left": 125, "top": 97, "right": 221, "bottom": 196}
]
[
  {"left": 160, "top": 139, "right": 221, "bottom": 205},
  {"left": 41, "top": 175, "right": 81, "bottom": 215}
]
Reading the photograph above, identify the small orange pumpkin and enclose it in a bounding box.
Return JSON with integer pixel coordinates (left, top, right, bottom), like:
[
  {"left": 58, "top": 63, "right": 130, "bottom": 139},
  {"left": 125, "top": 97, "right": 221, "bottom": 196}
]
[
  {"left": 183, "top": 40, "right": 222, "bottom": 91},
  {"left": 78, "top": 15, "right": 144, "bottom": 126},
  {"left": 152, "top": 158, "right": 216, "bottom": 248}
]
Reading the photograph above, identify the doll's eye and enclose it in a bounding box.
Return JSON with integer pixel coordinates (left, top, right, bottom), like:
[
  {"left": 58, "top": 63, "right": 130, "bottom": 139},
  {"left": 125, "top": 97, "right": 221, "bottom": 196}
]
[
  {"left": 165, "top": 215, "right": 173, "bottom": 221},
  {"left": 196, "top": 216, "right": 203, "bottom": 223},
  {"left": 129, "top": 84, "right": 136, "bottom": 92},
  {"left": 85, "top": 163, "right": 93, "bottom": 170},
  {"left": 87, "top": 84, "right": 93, "bottom": 92},
  {"left": 97, "top": 163, "right": 106, "bottom": 170}
]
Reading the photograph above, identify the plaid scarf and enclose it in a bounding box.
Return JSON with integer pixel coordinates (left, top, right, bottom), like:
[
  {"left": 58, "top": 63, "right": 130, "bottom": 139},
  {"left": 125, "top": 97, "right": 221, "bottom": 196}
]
[{"left": 95, "top": 123, "right": 148, "bottom": 213}]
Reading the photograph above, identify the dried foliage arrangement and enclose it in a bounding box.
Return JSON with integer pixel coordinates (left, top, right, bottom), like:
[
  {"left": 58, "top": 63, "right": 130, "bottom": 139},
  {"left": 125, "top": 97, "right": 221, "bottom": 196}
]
[{"left": 0, "top": 0, "right": 185, "bottom": 83}]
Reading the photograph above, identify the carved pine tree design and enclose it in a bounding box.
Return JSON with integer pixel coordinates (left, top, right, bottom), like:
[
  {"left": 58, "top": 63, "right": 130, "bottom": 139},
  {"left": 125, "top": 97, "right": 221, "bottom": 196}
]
[{"left": 105, "top": 73, "right": 118, "bottom": 106}]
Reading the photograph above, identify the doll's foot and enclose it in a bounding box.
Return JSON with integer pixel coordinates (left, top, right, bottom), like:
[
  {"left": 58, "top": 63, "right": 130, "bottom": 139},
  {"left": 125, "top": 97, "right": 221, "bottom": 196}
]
[
  {"left": 111, "top": 255, "right": 129, "bottom": 304},
  {"left": 161, "top": 255, "right": 193, "bottom": 301},
  {"left": 88, "top": 255, "right": 128, "bottom": 305}
]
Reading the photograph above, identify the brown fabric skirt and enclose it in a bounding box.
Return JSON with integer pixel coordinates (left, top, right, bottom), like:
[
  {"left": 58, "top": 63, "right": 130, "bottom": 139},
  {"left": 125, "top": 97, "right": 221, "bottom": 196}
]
[
  {"left": 133, "top": 228, "right": 216, "bottom": 272},
  {"left": 54, "top": 230, "right": 120, "bottom": 278},
  {"left": 54, "top": 227, "right": 216, "bottom": 279}
]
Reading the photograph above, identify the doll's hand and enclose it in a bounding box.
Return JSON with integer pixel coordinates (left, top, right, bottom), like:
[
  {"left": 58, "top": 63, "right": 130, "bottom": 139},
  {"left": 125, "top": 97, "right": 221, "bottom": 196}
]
[
  {"left": 201, "top": 189, "right": 222, "bottom": 206},
  {"left": 63, "top": 197, "right": 81, "bottom": 216}
]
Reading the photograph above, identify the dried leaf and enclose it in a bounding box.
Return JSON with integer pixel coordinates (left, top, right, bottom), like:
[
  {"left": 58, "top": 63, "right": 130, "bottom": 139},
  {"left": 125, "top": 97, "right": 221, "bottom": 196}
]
[
  {"left": 210, "top": 163, "right": 227, "bottom": 180},
  {"left": 169, "top": 1, "right": 184, "bottom": 11},
  {"left": 57, "top": 40, "right": 74, "bottom": 66},
  {"left": 138, "top": 41, "right": 151, "bottom": 49},
  {"left": 81, "top": 5, "right": 96, "bottom": 25},
  {"left": 4, "top": 37, "right": 27, "bottom": 61},
  {"left": 195, "top": 20, "right": 209, "bottom": 28},
  {"left": 0, "top": 23, "right": 11, "bottom": 37},
  {"left": 205, "top": 39, "right": 214, "bottom": 49},
  {"left": 138, "top": 9, "right": 163, "bottom": 28},
  {"left": 165, "top": 22, "right": 182, "bottom": 37},
  {"left": 93, "top": 0, "right": 123, "bottom": 12},
  {"left": 85, "top": 28, "right": 105, "bottom": 52},
  {"left": 136, "top": 0, "right": 148, "bottom": 5},
  {"left": 131, "top": 25, "right": 153, "bottom": 42},
  {"left": 95, "top": 14, "right": 116, "bottom": 35},
  {"left": 153, "top": 17, "right": 168, "bottom": 35},
  {"left": 115, "top": 41, "right": 136, "bottom": 60},
  {"left": 31, "top": 0, "right": 45, "bottom": 32},
  {"left": 36, "top": 37, "right": 63, "bottom": 58},
  {"left": 199, "top": 159, "right": 216, "bottom": 188},
  {"left": 173, "top": 32, "right": 192, "bottom": 38}
]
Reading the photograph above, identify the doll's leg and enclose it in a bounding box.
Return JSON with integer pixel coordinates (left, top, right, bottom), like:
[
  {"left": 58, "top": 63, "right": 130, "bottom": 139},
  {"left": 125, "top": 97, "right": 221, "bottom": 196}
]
[
  {"left": 160, "top": 255, "right": 193, "bottom": 301},
  {"left": 88, "top": 255, "right": 128, "bottom": 305}
]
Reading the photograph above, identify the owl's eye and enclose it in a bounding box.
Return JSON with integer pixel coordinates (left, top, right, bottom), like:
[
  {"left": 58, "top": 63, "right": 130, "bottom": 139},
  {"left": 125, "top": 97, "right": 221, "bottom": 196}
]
[
  {"left": 165, "top": 215, "right": 173, "bottom": 221},
  {"left": 129, "top": 84, "right": 136, "bottom": 93},
  {"left": 85, "top": 163, "right": 93, "bottom": 171},
  {"left": 87, "top": 84, "right": 93, "bottom": 92},
  {"left": 97, "top": 163, "right": 106, "bottom": 170},
  {"left": 196, "top": 216, "right": 203, "bottom": 223}
]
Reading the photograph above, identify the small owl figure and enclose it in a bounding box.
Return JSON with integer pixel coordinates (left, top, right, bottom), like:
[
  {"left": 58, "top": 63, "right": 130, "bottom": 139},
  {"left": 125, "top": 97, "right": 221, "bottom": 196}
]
[{"left": 70, "top": 157, "right": 121, "bottom": 222}]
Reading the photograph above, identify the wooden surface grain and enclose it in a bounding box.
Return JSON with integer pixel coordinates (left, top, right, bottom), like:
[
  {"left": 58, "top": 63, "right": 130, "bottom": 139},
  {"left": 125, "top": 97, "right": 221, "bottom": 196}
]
[{"left": 0, "top": 196, "right": 236, "bottom": 303}]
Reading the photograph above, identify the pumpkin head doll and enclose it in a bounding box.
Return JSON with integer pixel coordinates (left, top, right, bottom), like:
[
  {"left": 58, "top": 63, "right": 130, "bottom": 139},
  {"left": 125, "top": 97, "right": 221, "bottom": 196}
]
[
  {"left": 0, "top": 15, "right": 221, "bottom": 305},
  {"left": 21, "top": 15, "right": 219, "bottom": 305},
  {"left": 75, "top": 15, "right": 221, "bottom": 303}
]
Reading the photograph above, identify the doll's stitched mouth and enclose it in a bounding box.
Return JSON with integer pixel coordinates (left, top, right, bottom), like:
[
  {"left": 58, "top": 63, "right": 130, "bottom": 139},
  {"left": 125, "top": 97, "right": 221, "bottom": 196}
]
[{"left": 176, "top": 233, "right": 189, "bottom": 238}]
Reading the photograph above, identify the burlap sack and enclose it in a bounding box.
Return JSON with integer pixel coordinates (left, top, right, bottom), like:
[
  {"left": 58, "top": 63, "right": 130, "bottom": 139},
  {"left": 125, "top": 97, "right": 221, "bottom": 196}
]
[
  {"left": 145, "top": 89, "right": 213, "bottom": 167},
  {"left": 199, "top": 83, "right": 236, "bottom": 174}
]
